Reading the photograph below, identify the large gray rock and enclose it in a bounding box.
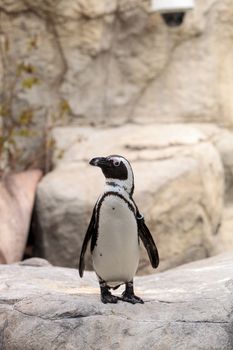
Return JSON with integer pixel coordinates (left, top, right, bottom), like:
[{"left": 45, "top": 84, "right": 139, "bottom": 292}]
[
  {"left": 0, "top": 253, "right": 233, "bottom": 349},
  {"left": 35, "top": 124, "right": 224, "bottom": 273},
  {"left": 0, "top": 0, "right": 233, "bottom": 145}
]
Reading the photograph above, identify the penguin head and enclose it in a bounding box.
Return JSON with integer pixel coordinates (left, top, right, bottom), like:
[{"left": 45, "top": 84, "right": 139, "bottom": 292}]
[{"left": 89, "top": 155, "right": 134, "bottom": 195}]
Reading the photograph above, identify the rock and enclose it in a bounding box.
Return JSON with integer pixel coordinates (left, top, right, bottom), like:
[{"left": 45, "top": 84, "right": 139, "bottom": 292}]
[
  {"left": 212, "top": 206, "right": 233, "bottom": 255},
  {"left": 18, "top": 257, "right": 52, "bottom": 267},
  {"left": 0, "top": 253, "right": 233, "bottom": 349},
  {"left": 212, "top": 131, "right": 233, "bottom": 203},
  {"left": 0, "top": 0, "right": 233, "bottom": 160},
  {"left": 0, "top": 170, "right": 42, "bottom": 264},
  {"left": 35, "top": 124, "right": 224, "bottom": 273},
  {"left": 186, "top": 123, "right": 233, "bottom": 203}
]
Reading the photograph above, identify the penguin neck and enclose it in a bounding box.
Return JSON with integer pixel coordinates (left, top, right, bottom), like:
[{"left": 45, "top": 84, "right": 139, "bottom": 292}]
[{"left": 105, "top": 178, "right": 134, "bottom": 197}]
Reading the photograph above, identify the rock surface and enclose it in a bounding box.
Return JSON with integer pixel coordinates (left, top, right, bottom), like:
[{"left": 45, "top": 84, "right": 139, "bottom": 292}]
[
  {"left": 0, "top": 253, "right": 233, "bottom": 349},
  {"left": 189, "top": 123, "right": 233, "bottom": 203},
  {"left": 0, "top": 0, "right": 233, "bottom": 135},
  {"left": 214, "top": 206, "right": 233, "bottom": 255},
  {"left": 212, "top": 130, "right": 233, "bottom": 203},
  {"left": 35, "top": 124, "right": 224, "bottom": 273},
  {"left": 17, "top": 257, "right": 52, "bottom": 267},
  {"left": 0, "top": 170, "right": 42, "bottom": 264}
]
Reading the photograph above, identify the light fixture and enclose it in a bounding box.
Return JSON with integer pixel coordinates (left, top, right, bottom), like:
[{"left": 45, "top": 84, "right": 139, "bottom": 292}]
[{"left": 151, "top": 0, "right": 195, "bottom": 27}]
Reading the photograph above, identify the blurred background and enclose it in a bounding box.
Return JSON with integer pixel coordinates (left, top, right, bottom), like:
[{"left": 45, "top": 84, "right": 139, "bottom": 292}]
[{"left": 0, "top": 0, "right": 233, "bottom": 274}]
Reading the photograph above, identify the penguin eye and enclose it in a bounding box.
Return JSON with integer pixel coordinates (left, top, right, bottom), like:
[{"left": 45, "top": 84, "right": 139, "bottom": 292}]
[{"left": 113, "top": 160, "right": 120, "bottom": 167}]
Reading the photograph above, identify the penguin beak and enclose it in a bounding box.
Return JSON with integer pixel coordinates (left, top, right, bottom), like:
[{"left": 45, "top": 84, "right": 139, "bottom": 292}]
[{"left": 89, "top": 157, "right": 110, "bottom": 168}]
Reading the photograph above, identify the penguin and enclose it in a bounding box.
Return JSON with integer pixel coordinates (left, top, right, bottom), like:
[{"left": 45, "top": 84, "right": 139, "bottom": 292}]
[{"left": 79, "top": 155, "right": 159, "bottom": 304}]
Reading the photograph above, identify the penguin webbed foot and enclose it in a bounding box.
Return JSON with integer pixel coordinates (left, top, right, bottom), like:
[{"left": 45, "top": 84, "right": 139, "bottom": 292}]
[
  {"left": 100, "top": 283, "right": 118, "bottom": 304},
  {"left": 120, "top": 291, "right": 144, "bottom": 304},
  {"left": 101, "top": 292, "right": 118, "bottom": 304},
  {"left": 119, "top": 281, "right": 144, "bottom": 304}
]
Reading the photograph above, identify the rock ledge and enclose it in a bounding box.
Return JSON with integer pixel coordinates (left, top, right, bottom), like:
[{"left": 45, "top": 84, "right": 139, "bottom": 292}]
[{"left": 1, "top": 253, "right": 233, "bottom": 349}]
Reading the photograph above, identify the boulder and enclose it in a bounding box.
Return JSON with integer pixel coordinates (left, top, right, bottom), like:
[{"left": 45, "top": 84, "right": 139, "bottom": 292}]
[
  {"left": 35, "top": 124, "right": 224, "bottom": 273},
  {"left": 213, "top": 206, "right": 233, "bottom": 255},
  {"left": 0, "top": 253, "right": 233, "bottom": 349},
  {"left": 0, "top": 170, "right": 42, "bottom": 264},
  {"left": 188, "top": 123, "right": 233, "bottom": 203},
  {"left": 18, "top": 257, "right": 52, "bottom": 267},
  {"left": 213, "top": 130, "right": 233, "bottom": 203}
]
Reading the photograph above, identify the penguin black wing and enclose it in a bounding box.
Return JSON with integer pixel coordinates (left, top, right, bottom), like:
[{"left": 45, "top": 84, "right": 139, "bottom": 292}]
[
  {"left": 137, "top": 211, "right": 159, "bottom": 269},
  {"left": 79, "top": 205, "right": 97, "bottom": 277}
]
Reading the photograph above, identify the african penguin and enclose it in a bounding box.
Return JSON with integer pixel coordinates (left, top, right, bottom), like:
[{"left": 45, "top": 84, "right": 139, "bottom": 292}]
[{"left": 79, "top": 155, "right": 159, "bottom": 304}]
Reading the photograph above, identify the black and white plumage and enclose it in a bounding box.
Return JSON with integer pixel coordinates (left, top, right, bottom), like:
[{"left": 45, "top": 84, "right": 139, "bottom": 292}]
[{"left": 79, "top": 155, "right": 159, "bottom": 304}]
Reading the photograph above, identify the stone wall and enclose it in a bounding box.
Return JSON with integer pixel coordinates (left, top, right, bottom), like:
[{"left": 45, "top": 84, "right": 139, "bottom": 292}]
[{"left": 0, "top": 0, "right": 233, "bottom": 129}]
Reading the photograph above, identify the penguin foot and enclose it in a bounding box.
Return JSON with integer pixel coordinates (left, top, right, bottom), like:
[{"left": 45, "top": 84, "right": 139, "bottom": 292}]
[
  {"left": 120, "top": 291, "right": 144, "bottom": 304},
  {"left": 101, "top": 291, "right": 118, "bottom": 304},
  {"left": 99, "top": 280, "right": 118, "bottom": 304}
]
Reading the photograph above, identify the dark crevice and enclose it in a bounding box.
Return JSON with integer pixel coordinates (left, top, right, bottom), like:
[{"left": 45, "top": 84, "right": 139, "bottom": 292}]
[
  {"left": 174, "top": 319, "right": 230, "bottom": 325},
  {"left": 0, "top": 299, "right": 20, "bottom": 306}
]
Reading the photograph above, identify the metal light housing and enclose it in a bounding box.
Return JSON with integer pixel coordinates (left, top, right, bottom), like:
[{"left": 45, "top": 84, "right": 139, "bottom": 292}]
[
  {"left": 151, "top": 0, "right": 194, "bottom": 27},
  {"left": 151, "top": 0, "right": 194, "bottom": 13}
]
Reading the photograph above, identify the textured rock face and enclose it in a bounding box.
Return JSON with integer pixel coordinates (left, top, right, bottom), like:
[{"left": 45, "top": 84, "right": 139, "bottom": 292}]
[
  {"left": 0, "top": 0, "right": 233, "bottom": 129},
  {"left": 35, "top": 124, "right": 224, "bottom": 273},
  {"left": 213, "top": 130, "right": 233, "bottom": 203},
  {"left": 0, "top": 170, "right": 42, "bottom": 264},
  {"left": 189, "top": 123, "right": 233, "bottom": 204},
  {"left": 183, "top": 123, "right": 233, "bottom": 209},
  {"left": 0, "top": 254, "right": 233, "bottom": 349}
]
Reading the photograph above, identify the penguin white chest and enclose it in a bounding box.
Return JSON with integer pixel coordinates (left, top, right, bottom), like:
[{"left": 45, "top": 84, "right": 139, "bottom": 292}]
[{"left": 92, "top": 194, "right": 139, "bottom": 285}]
